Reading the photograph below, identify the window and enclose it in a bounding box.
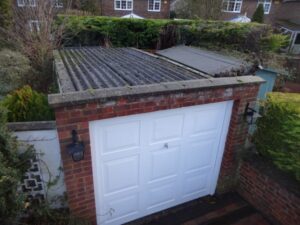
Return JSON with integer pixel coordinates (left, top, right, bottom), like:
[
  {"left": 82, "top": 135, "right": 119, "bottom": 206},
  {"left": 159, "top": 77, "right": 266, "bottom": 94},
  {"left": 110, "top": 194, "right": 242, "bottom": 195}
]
[
  {"left": 28, "top": 0, "right": 36, "bottom": 7},
  {"left": 55, "top": 0, "right": 64, "bottom": 8},
  {"left": 222, "top": 0, "right": 243, "bottom": 13},
  {"left": 148, "top": 0, "right": 161, "bottom": 12},
  {"left": 29, "top": 20, "right": 40, "bottom": 33},
  {"left": 17, "top": 0, "right": 25, "bottom": 7},
  {"left": 258, "top": 0, "right": 272, "bottom": 14},
  {"left": 115, "top": 0, "right": 133, "bottom": 10},
  {"left": 295, "top": 33, "right": 300, "bottom": 45}
]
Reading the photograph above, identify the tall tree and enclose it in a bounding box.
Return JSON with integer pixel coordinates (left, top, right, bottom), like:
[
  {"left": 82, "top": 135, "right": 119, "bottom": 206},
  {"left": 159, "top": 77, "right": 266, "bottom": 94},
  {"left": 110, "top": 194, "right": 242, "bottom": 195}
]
[
  {"left": 174, "top": 0, "right": 223, "bottom": 20},
  {"left": 0, "top": 0, "right": 12, "bottom": 28},
  {"left": 252, "top": 4, "right": 264, "bottom": 23}
]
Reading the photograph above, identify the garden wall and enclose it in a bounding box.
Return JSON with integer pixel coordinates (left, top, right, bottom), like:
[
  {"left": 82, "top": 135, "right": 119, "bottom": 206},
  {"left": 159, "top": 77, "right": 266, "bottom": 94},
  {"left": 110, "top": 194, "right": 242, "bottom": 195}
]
[
  {"left": 8, "top": 121, "right": 66, "bottom": 208},
  {"left": 238, "top": 157, "right": 300, "bottom": 225}
]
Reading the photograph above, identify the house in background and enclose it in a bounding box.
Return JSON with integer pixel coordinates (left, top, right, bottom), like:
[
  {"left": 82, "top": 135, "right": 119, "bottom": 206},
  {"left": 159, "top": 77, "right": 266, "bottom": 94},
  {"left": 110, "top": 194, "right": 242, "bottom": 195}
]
[
  {"left": 14, "top": 0, "right": 64, "bottom": 32},
  {"left": 221, "top": 0, "right": 300, "bottom": 54},
  {"left": 101, "top": 0, "right": 171, "bottom": 19}
]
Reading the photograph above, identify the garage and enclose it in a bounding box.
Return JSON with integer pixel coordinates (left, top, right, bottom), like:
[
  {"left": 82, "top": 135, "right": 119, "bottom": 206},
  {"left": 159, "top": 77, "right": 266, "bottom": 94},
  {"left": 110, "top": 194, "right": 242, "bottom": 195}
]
[
  {"left": 49, "top": 47, "right": 263, "bottom": 224},
  {"left": 90, "top": 101, "right": 233, "bottom": 224}
]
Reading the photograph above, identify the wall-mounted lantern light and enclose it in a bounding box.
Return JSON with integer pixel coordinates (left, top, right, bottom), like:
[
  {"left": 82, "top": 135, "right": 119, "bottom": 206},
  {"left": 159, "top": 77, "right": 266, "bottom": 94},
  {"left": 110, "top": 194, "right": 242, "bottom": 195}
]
[
  {"left": 67, "top": 130, "right": 85, "bottom": 162},
  {"left": 244, "top": 103, "right": 261, "bottom": 125}
]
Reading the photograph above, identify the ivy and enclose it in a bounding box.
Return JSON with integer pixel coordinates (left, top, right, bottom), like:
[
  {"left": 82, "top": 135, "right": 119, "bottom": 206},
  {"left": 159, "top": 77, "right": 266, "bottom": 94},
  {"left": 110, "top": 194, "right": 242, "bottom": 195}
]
[{"left": 0, "top": 106, "right": 34, "bottom": 224}]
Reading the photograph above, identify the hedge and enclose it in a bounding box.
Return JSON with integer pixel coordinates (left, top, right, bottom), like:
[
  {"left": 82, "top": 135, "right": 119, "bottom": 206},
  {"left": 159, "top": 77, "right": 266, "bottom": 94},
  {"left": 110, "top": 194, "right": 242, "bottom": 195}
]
[
  {"left": 59, "top": 16, "right": 288, "bottom": 52},
  {"left": 254, "top": 92, "right": 300, "bottom": 181}
]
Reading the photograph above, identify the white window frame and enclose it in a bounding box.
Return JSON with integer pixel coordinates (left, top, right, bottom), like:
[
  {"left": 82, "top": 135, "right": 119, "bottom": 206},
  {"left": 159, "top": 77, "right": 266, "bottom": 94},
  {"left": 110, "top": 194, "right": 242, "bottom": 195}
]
[
  {"left": 29, "top": 20, "right": 40, "bottom": 33},
  {"left": 114, "top": 0, "right": 133, "bottom": 11},
  {"left": 54, "top": 0, "right": 64, "bottom": 8},
  {"left": 257, "top": 0, "right": 272, "bottom": 14},
  {"left": 148, "top": 0, "right": 161, "bottom": 12},
  {"left": 17, "top": 0, "right": 25, "bottom": 7},
  {"left": 222, "top": 0, "right": 243, "bottom": 13},
  {"left": 28, "top": 0, "right": 37, "bottom": 7}
]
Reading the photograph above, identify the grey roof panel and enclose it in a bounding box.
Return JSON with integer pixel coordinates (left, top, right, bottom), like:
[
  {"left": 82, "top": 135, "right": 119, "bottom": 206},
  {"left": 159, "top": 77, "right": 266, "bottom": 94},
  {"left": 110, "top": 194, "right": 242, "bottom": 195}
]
[
  {"left": 157, "top": 45, "right": 253, "bottom": 77},
  {"left": 56, "top": 47, "right": 206, "bottom": 93}
]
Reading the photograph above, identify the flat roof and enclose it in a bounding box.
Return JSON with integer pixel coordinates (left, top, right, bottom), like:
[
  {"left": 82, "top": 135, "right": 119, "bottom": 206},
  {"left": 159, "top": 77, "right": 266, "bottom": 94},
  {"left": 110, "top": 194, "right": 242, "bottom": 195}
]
[
  {"left": 49, "top": 47, "right": 264, "bottom": 107},
  {"left": 277, "top": 19, "right": 300, "bottom": 31},
  {"left": 157, "top": 46, "right": 253, "bottom": 77},
  {"left": 55, "top": 47, "right": 207, "bottom": 93}
]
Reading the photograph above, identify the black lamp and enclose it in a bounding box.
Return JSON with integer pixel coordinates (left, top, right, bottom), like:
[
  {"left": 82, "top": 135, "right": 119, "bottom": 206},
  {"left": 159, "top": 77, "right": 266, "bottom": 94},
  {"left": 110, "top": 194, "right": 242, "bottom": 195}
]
[
  {"left": 244, "top": 103, "right": 261, "bottom": 125},
  {"left": 67, "top": 130, "right": 85, "bottom": 162}
]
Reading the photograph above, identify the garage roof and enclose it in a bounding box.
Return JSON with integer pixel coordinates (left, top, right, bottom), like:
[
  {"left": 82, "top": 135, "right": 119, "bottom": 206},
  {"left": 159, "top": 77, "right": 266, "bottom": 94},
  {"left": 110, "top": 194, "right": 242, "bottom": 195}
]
[
  {"left": 55, "top": 47, "right": 207, "bottom": 93},
  {"left": 49, "top": 47, "right": 264, "bottom": 107},
  {"left": 157, "top": 46, "right": 254, "bottom": 77}
]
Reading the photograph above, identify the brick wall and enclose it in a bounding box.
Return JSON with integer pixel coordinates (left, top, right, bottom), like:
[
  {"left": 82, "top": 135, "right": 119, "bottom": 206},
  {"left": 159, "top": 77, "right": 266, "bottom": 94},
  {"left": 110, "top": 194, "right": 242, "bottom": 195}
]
[
  {"left": 53, "top": 84, "right": 260, "bottom": 223},
  {"left": 101, "top": 0, "right": 170, "bottom": 19},
  {"left": 221, "top": 1, "right": 300, "bottom": 25},
  {"left": 238, "top": 160, "right": 300, "bottom": 225}
]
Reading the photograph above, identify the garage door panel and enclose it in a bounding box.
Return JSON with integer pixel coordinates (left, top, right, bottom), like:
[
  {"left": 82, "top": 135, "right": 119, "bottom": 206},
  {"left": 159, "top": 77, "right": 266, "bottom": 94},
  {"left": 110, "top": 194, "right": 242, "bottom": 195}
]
[
  {"left": 90, "top": 101, "right": 233, "bottom": 225},
  {"left": 149, "top": 114, "right": 184, "bottom": 144},
  {"left": 103, "top": 156, "right": 139, "bottom": 195},
  {"left": 182, "top": 173, "right": 210, "bottom": 198},
  {"left": 146, "top": 182, "right": 177, "bottom": 211},
  {"left": 186, "top": 108, "right": 226, "bottom": 137},
  {"left": 102, "top": 121, "right": 141, "bottom": 154},
  {"left": 103, "top": 194, "right": 140, "bottom": 224},
  {"left": 183, "top": 139, "right": 217, "bottom": 173},
  {"left": 148, "top": 146, "right": 180, "bottom": 183}
]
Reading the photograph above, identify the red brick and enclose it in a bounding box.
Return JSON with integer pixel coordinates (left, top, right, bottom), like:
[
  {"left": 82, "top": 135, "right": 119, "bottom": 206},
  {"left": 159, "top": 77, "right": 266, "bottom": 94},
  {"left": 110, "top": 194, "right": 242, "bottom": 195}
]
[{"left": 54, "top": 85, "right": 260, "bottom": 223}]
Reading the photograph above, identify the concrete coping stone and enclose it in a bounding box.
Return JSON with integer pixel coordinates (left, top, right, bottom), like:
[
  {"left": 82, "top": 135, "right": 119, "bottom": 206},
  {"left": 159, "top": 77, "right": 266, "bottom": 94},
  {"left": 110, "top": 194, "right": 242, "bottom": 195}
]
[
  {"left": 48, "top": 76, "right": 265, "bottom": 108},
  {"left": 7, "top": 121, "right": 57, "bottom": 131}
]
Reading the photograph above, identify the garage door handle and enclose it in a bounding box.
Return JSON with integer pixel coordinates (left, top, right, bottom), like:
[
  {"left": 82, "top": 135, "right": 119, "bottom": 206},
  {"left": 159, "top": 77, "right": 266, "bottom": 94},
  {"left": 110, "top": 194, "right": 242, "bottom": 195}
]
[{"left": 164, "top": 143, "right": 169, "bottom": 149}]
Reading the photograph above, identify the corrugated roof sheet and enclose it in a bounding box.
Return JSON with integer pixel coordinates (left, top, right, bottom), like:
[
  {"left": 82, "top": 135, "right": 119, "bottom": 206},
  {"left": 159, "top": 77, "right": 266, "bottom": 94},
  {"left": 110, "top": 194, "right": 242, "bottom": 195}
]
[{"left": 56, "top": 47, "right": 207, "bottom": 93}]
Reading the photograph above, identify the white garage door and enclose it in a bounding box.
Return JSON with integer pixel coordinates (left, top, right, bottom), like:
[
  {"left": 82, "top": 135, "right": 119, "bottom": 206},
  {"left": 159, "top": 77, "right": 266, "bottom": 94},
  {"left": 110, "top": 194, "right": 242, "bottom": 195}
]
[{"left": 90, "top": 101, "right": 233, "bottom": 225}]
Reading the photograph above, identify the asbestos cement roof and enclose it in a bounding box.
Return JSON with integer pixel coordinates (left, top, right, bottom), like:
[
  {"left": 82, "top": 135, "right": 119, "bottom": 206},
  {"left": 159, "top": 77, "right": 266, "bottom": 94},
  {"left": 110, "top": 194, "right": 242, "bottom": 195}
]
[
  {"left": 55, "top": 47, "right": 207, "bottom": 93},
  {"left": 49, "top": 46, "right": 264, "bottom": 107}
]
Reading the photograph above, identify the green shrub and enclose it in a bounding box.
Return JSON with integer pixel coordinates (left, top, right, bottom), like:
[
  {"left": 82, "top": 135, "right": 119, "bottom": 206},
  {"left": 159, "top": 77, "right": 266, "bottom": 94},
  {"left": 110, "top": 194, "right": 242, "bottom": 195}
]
[
  {"left": 59, "top": 16, "right": 283, "bottom": 53},
  {"left": 252, "top": 4, "right": 264, "bottom": 23},
  {"left": 261, "top": 33, "right": 290, "bottom": 52},
  {"left": 254, "top": 92, "right": 300, "bottom": 181},
  {"left": 0, "top": 106, "right": 34, "bottom": 224},
  {"left": 1, "top": 86, "right": 55, "bottom": 122},
  {"left": 0, "top": 49, "right": 32, "bottom": 98}
]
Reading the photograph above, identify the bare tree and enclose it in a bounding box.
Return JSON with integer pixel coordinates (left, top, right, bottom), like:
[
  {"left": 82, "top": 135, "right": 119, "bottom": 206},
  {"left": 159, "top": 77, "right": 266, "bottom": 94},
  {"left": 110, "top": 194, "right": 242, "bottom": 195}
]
[
  {"left": 0, "top": 0, "right": 71, "bottom": 92},
  {"left": 174, "top": 0, "right": 223, "bottom": 20}
]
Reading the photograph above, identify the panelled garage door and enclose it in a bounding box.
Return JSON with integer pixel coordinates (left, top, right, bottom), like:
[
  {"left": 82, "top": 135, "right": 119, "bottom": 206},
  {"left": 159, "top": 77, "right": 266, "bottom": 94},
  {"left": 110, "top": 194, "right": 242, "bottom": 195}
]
[{"left": 90, "top": 101, "right": 233, "bottom": 225}]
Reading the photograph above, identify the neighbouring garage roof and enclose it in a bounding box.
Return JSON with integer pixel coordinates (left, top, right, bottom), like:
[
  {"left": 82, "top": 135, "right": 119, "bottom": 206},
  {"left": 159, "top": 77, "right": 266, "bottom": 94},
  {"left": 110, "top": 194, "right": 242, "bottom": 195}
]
[
  {"left": 157, "top": 46, "right": 254, "bottom": 77},
  {"left": 49, "top": 47, "right": 264, "bottom": 107}
]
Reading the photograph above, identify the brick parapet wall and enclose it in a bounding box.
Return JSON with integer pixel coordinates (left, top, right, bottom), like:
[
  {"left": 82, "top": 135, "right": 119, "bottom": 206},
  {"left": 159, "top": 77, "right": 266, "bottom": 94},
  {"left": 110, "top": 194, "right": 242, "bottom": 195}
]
[
  {"left": 238, "top": 160, "right": 300, "bottom": 225},
  {"left": 53, "top": 84, "right": 260, "bottom": 223}
]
